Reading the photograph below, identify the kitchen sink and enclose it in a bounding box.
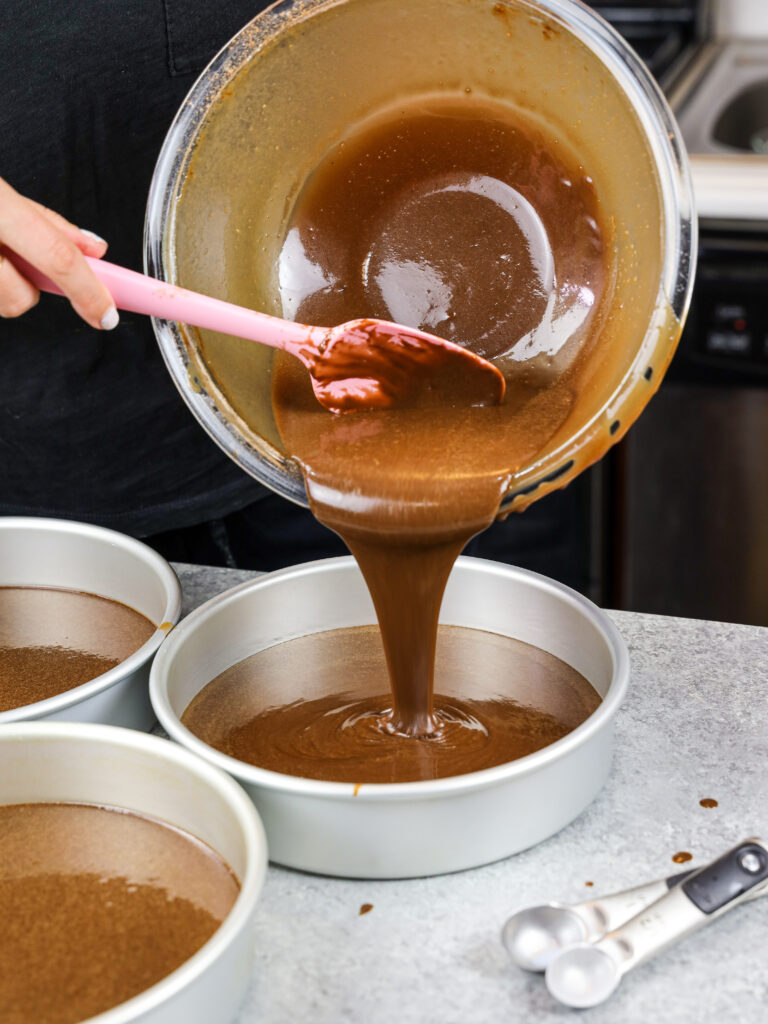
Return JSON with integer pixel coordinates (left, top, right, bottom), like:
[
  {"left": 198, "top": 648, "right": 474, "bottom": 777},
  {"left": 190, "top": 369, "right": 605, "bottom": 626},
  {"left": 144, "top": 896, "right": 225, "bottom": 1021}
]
[
  {"left": 671, "top": 40, "right": 768, "bottom": 154},
  {"left": 712, "top": 80, "right": 768, "bottom": 152}
]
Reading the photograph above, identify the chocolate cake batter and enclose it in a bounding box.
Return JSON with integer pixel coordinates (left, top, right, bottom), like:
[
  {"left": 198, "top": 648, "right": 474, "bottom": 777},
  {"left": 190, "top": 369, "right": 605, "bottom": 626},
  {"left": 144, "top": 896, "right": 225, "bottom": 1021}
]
[
  {"left": 0, "top": 587, "right": 156, "bottom": 711},
  {"left": 264, "top": 96, "right": 608, "bottom": 764},
  {"left": 186, "top": 95, "right": 613, "bottom": 781},
  {"left": 0, "top": 802, "right": 239, "bottom": 1024},
  {"left": 183, "top": 625, "right": 601, "bottom": 783}
]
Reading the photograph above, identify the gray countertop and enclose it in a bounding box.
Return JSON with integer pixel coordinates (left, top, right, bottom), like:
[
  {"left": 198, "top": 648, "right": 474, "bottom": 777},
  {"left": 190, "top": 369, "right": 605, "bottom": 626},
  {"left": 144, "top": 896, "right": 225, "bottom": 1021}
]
[{"left": 173, "top": 563, "right": 768, "bottom": 1024}]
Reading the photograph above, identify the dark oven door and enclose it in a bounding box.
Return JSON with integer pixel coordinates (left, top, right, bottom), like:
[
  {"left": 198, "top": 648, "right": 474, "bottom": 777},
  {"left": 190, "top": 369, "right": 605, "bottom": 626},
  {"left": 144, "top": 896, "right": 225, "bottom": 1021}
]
[{"left": 612, "top": 229, "right": 768, "bottom": 626}]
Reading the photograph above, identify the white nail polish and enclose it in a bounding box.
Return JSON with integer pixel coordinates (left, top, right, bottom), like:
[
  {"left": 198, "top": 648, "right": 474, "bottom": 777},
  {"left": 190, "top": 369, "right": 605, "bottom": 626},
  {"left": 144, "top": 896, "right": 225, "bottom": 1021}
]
[
  {"left": 81, "top": 229, "right": 107, "bottom": 246},
  {"left": 100, "top": 306, "right": 119, "bottom": 330}
]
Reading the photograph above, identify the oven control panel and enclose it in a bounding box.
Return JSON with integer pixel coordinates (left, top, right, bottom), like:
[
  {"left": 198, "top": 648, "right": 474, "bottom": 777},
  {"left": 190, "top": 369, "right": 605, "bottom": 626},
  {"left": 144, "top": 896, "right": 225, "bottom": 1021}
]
[{"left": 675, "top": 231, "right": 768, "bottom": 383}]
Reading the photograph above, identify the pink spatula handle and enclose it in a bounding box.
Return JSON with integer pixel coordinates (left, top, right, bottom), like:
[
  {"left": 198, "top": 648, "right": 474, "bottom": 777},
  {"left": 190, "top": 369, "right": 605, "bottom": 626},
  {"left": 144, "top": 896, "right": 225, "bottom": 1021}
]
[
  {"left": 5, "top": 248, "right": 507, "bottom": 414},
  {"left": 9, "top": 253, "right": 321, "bottom": 356}
]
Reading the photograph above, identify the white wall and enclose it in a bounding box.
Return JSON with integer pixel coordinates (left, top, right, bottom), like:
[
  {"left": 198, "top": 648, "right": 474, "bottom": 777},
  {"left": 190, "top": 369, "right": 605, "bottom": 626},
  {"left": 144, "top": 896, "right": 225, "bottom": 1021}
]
[{"left": 712, "top": 0, "right": 768, "bottom": 37}]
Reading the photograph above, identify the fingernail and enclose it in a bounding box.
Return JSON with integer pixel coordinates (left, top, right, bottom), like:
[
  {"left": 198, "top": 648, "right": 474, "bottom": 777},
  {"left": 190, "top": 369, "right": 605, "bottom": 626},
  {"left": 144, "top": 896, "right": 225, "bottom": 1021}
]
[
  {"left": 100, "top": 306, "right": 119, "bottom": 330},
  {"left": 81, "top": 229, "right": 107, "bottom": 246}
]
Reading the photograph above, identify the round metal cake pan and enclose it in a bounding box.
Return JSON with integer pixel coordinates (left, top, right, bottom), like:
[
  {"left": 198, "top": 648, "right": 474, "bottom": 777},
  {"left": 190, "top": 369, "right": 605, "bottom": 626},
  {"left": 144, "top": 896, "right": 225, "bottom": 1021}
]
[
  {"left": 0, "top": 517, "right": 182, "bottom": 727},
  {"left": 150, "top": 556, "right": 629, "bottom": 879},
  {"left": 0, "top": 722, "right": 267, "bottom": 1024}
]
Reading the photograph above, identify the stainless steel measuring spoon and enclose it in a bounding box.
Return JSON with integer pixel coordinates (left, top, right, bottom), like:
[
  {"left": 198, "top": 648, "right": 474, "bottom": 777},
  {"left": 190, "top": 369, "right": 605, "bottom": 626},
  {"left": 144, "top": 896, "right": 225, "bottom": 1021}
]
[
  {"left": 502, "top": 869, "right": 695, "bottom": 972},
  {"left": 544, "top": 837, "right": 768, "bottom": 1008}
]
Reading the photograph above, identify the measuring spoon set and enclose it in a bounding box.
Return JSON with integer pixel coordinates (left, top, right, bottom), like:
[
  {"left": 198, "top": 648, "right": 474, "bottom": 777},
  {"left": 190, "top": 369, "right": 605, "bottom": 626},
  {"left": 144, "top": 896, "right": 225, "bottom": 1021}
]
[{"left": 502, "top": 837, "right": 768, "bottom": 1008}]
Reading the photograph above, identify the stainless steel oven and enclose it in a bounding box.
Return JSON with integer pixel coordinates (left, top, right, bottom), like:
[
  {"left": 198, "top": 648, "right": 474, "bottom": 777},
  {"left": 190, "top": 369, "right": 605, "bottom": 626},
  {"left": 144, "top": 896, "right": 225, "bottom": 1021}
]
[
  {"left": 602, "top": 1, "right": 768, "bottom": 626},
  {"left": 611, "top": 228, "right": 768, "bottom": 625},
  {"left": 472, "top": 2, "right": 768, "bottom": 628},
  {"left": 466, "top": 2, "right": 703, "bottom": 607}
]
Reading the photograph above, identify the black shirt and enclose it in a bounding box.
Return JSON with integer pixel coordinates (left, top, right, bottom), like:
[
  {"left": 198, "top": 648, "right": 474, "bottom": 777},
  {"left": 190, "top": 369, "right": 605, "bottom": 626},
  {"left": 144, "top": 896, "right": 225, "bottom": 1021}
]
[{"left": 0, "top": 1, "right": 271, "bottom": 535}]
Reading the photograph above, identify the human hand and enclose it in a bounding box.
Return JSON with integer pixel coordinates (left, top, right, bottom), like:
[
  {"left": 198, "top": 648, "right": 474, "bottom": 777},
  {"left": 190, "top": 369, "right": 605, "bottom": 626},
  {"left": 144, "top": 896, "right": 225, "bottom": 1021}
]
[{"left": 0, "top": 177, "right": 119, "bottom": 330}]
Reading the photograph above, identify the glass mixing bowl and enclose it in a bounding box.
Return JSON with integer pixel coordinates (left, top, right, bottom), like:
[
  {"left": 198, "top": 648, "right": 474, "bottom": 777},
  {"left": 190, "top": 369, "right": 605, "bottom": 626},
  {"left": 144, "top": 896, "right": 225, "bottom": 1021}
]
[{"left": 145, "top": 0, "right": 695, "bottom": 513}]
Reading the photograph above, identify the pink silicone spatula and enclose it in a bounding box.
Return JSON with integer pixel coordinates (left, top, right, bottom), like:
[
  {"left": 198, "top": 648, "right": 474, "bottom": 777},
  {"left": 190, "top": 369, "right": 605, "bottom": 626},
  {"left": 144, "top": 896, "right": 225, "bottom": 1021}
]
[{"left": 10, "top": 253, "right": 505, "bottom": 414}]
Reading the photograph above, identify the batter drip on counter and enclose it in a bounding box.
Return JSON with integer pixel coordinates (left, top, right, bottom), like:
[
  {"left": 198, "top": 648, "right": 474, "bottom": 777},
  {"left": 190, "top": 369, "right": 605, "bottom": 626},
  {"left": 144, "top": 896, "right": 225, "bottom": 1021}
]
[
  {"left": 0, "top": 586, "right": 156, "bottom": 711},
  {"left": 183, "top": 625, "right": 601, "bottom": 783},
  {"left": 0, "top": 802, "right": 239, "bottom": 1024}
]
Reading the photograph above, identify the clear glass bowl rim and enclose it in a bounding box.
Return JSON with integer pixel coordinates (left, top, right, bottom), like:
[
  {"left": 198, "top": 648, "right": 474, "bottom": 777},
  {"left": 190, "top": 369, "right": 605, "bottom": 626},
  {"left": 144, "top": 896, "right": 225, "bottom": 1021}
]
[{"left": 144, "top": 0, "right": 697, "bottom": 511}]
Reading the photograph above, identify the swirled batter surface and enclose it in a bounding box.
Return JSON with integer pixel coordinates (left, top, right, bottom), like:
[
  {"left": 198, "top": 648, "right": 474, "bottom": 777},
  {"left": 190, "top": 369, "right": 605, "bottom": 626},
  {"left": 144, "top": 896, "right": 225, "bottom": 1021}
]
[{"left": 183, "top": 625, "right": 600, "bottom": 783}]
